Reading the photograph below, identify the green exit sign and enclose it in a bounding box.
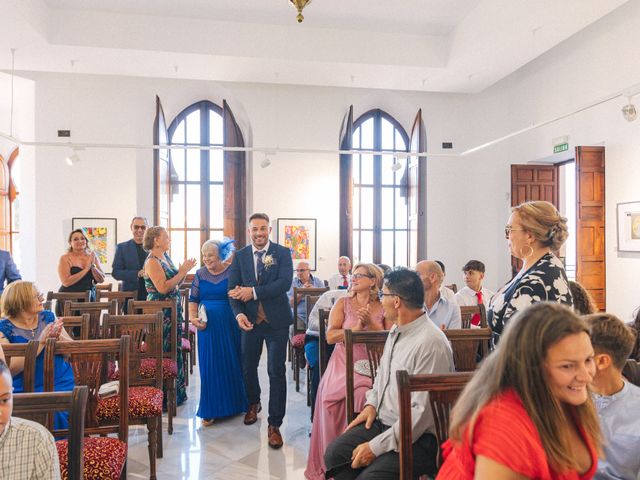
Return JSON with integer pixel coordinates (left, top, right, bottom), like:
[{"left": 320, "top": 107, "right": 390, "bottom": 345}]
[{"left": 554, "top": 143, "right": 569, "bottom": 154}]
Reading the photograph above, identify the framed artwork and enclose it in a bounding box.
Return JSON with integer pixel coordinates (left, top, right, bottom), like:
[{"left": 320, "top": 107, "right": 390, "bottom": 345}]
[
  {"left": 276, "top": 218, "right": 317, "bottom": 271},
  {"left": 71, "top": 218, "right": 118, "bottom": 273},
  {"left": 617, "top": 202, "right": 640, "bottom": 252}
]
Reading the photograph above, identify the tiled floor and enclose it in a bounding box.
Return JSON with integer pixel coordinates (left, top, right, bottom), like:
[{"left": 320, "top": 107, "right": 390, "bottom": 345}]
[{"left": 127, "top": 351, "right": 311, "bottom": 479}]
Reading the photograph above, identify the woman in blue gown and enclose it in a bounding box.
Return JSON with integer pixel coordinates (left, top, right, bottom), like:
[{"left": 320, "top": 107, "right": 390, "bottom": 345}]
[
  {"left": 189, "top": 238, "right": 247, "bottom": 426},
  {"left": 0, "top": 281, "right": 75, "bottom": 429}
]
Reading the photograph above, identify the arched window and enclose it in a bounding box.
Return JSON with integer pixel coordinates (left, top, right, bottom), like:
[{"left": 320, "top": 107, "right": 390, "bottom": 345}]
[
  {"left": 154, "top": 98, "right": 246, "bottom": 268},
  {"left": 0, "top": 147, "right": 20, "bottom": 262},
  {"left": 350, "top": 109, "right": 410, "bottom": 266}
]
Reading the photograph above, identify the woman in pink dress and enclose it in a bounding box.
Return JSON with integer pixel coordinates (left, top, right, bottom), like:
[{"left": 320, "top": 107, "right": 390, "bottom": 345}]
[{"left": 305, "top": 263, "right": 390, "bottom": 480}]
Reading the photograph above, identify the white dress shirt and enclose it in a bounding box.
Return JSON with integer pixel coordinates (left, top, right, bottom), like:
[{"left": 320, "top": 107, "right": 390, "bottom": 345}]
[
  {"left": 455, "top": 285, "right": 495, "bottom": 307},
  {"left": 440, "top": 285, "right": 456, "bottom": 301},
  {"left": 328, "top": 273, "right": 351, "bottom": 290},
  {"left": 305, "top": 289, "right": 350, "bottom": 336},
  {"left": 250, "top": 241, "right": 271, "bottom": 300}
]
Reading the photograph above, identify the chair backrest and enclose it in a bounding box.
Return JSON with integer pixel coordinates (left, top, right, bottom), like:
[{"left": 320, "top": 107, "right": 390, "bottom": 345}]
[
  {"left": 128, "top": 299, "right": 177, "bottom": 361},
  {"left": 63, "top": 300, "right": 118, "bottom": 339},
  {"left": 318, "top": 308, "right": 331, "bottom": 377},
  {"left": 103, "top": 313, "right": 164, "bottom": 391},
  {"left": 1, "top": 340, "right": 39, "bottom": 392},
  {"left": 95, "top": 283, "right": 113, "bottom": 292},
  {"left": 459, "top": 304, "right": 488, "bottom": 328},
  {"left": 96, "top": 290, "right": 136, "bottom": 315},
  {"left": 445, "top": 283, "right": 458, "bottom": 294},
  {"left": 43, "top": 300, "right": 52, "bottom": 311},
  {"left": 46, "top": 291, "right": 91, "bottom": 314},
  {"left": 396, "top": 371, "right": 473, "bottom": 479},
  {"left": 43, "top": 337, "right": 130, "bottom": 442},
  {"left": 293, "top": 287, "right": 329, "bottom": 334},
  {"left": 344, "top": 329, "right": 389, "bottom": 423},
  {"left": 182, "top": 273, "right": 195, "bottom": 288},
  {"left": 13, "top": 386, "right": 89, "bottom": 480},
  {"left": 59, "top": 314, "right": 91, "bottom": 340},
  {"left": 179, "top": 287, "right": 191, "bottom": 341},
  {"left": 623, "top": 359, "right": 640, "bottom": 387},
  {"left": 444, "top": 328, "right": 492, "bottom": 372}
]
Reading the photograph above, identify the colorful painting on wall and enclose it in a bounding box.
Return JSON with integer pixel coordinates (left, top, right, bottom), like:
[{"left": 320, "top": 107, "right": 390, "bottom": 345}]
[
  {"left": 71, "top": 218, "right": 118, "bottom": 273},
  {"left": 617, "top": 202, "right": 640, "bottom": 252},
  {"left": 277, "top": 218, "right": 317, "bottom": 270}
]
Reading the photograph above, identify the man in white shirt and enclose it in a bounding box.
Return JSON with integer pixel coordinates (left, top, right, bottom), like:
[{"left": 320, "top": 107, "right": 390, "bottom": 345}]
[
  {"left": 324, "top": 268, "right": 454, "bottom": 479},
  {"left": 416, "top": 261, "right": 461, "bottom": 329},
  {"left": 455, "top": 260, "right": 494, "bottom": 326},
  {"left": 435, "top": 260, "right": 456, "bottom": 301},
  {"left": 328, "top": 256, "right": 352, "bottom": 290}
]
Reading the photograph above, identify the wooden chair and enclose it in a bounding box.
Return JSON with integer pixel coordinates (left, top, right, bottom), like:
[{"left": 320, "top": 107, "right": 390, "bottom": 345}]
[
  {"left": 63, "top": 300, "right": 118, "bottom": 339},
  {"left": 96, "top": 283, "right": 114, "bottom": 292},
  {"left": 318, "top": 308, "right": 331, "bottom": 378},
  {"left": 304, "top": 294, "right": 323, "bottom": 406},
  {"left": 103, "top": 313, "right": 164, "bottom": 479},
  {"left": 345, "top": 329, "right": 389, "bottom": 423},
  {"left": 2, "top": 340, "right": 39, "bottom": 392},
  {"left": 179, "top": 287, "right": 195, "bottom": 381},
  {"left": 444, "top": 328, "right": 492, "bottom": 372},
  {"left": 59, "top": 314, "right": 91, "bottom": 340},
  {"left": 46, "top": 291, "right": 91, "bottom": 316},
  {"left": 44, "top": 337, "right": 130, "bottom": 480},
  {"left": 397, "top": 371, "right": 473, "bottom": 479},
  {"left": 127, "top": 299, "right": 179, "bottom": 436},
  {"left": 623, "top": 359, "right": 640, "bottom": 387},
  {"left": 97, "top": 290, "right": 136, "bottom": 315},
  {"left": 43, "top": 300, "right": 52, "bottom": 311},
  {"left": 13, "top": 386, "right": 89, "bottom": 480},
  {"left": 445, "top": 283, "right": 458, "bottom": 294},
  {"left": 460, "top": 304, "right": 488, "bottom": 328}
]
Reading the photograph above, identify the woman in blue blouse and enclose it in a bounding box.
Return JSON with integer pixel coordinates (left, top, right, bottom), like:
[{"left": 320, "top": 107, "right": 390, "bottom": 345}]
[{"left": 188, "top": 239, "right": 247, "bottom": 426}]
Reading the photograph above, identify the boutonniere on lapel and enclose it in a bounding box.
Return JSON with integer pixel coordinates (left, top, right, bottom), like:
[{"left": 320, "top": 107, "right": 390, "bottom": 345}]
[{"left": 262, "top": 254, "right": 275, "bottom": 270}]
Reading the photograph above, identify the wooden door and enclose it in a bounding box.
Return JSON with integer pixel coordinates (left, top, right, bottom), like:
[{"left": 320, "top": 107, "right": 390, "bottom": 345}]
[
  {"left": 575, "top": 146, "right": 605, "bottom": 310},
  {"left": 408, "top": 109, "right": 427, "bottom": 266},
  {"left": 510, "top": 164, "right": 560, "bottom": 276},
  {"left": 153, "top": 96, "right": 170, "bottom": 227}
]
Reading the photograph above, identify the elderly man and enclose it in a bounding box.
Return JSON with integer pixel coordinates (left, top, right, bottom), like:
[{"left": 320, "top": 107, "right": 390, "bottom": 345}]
[
  {"left": 112, "top": 216, "right": 149, "bottom": 301},
  {"left": 324, "top": 268, "right": 454, "bottom": 479},
  {"left": 288, "top": 261, "right": 324, "bottom": 324},
  {"left": 455, "top": 260, "right": 494, "bottom": 326},
  {"left": 416, "top": 260, "right": 461, "bottom": 329},
  {"left": 328, "top": 256, "right": 352, "bottom": 290},
  {"left": 0, "top": 250, "right": 21, "bottom": 295}
]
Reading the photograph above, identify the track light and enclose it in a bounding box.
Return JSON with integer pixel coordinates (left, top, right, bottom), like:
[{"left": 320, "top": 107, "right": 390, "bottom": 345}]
[
  {"left": 260, "top": 155, "right": 271, "bottom": 168},
  {"left": 65, "top": 147, "right": 82, "bottom": 166},
  {"left": 622, "top": 98, "right": 637, "bottom": 122},
  {"left": 391, "top": 153, "right": 406, "bottom": 172}
]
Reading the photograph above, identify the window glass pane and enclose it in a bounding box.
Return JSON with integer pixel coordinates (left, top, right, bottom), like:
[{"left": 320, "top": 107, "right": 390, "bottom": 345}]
[
  {"left": 186, "top": 230, "right": 201, "bottom": 272},
  {"left": 209, "top": 185, "right": 224, "bottom": 229},
  {"left": 169, "top": 230, "right": 185, "bottom": 263},
  {"left": 360, "top": 187, "right": 374, "bottom": 229},
  {"left": 361, "top": 154, "right": 374, "bottom": 185},
  {"left": 395, "top": 231, "right": 408, "bottom": 268},
  {"left": 209, "top": 110, "right": 223, "bottom": 145},
  {"left": 170, "top": 184, "right": 185, "bottom": 228},
  {"left": 381, "top": 118, "right": 394, "bottom": 150},
  {"left": 395, "top": 130, "right": 407, "bottom": 151},
  {"left": 381, "top": 154, "right": 394, "bottom": 185},
  {"left": 360, "top": 230, "right": 373, "bottom": 264},
  {"left": 352, "top": 153, "right": 361, "bottom": 184},
  {"left": 352, "top": 128, "right": 361, "bottom": 149},
  {"left": 208, "top": 230, "right": 224, "bottom": 241},
  {"left": 186, "top": 110, "right": 201, "bottom": 144},
  {"left": 395, "top": 187, "right": 408, "bottom": 229},
  {"left": 186, "top": 184, "right": 201, "bottom": 228},
  {"left": 352, "top": 186, "right": 360, "bottom": 229},
  {"left": 381, "top": 187, "right": 394, "bottom": 229},
  {"left": 210, "top": 150, "right": 224, "bottom": 182},
  {"left": 171, "top": 149, "right": 185, "bottom": 182},
  {"left": 381, "top": 231, "right": 394, "bottom": 267},
  {"left": 186, "top": 149, "right": 200, "bottom": 182},
  {"left": 171, "top": 121, "right": 185, "bottom": 144},
  {"left": 360, "top": 118, "right": 373, "bottom": 149}
]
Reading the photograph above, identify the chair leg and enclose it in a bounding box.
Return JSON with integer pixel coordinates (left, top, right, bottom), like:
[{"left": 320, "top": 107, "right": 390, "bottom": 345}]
[
  {"left": 147, "top": 416, "right": 158, "bottom": 480},
  {"left": 306, "top": 366, "right": 311, "bottom": 406},
  {"left": 190, "top": 332, "right": 196, "bottom": 372},
  {"left": 156, "top": 416, "right": 163, "bottom": 458},
  {"left": 294, "top": 351, "right": 300, "bottom": 392},
  {"left": 167, "top": 380, "right": 175, "bottom": 435},
  {"left": 182, "top": 352, "right": 189, "bottom": 386}
]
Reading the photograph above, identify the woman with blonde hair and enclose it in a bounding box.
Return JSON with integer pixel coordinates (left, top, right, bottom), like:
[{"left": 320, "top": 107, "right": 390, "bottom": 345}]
[
  {"left": 488, "top": 201, "right": 573, "bottom": 345},
  {"left": 306, "top": 263, "right": 391, "bottom": 480},
  {"left": 438, "top": 303, "right": 601, "bottom": 479}
]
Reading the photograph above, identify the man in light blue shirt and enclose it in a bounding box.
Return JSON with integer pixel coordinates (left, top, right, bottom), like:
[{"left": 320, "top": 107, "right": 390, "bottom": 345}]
[
  {"left": 586, "top": 313, "right": 640, "bottom": 480},
  {"left": 0, "top": 250, "right": 21, "bottom": 295},
  {"left": 287, "top": 261, "right": 324, "bottom": 325},
  {"left": 416, "top": 260, "right": 461, "bottom": 329}
]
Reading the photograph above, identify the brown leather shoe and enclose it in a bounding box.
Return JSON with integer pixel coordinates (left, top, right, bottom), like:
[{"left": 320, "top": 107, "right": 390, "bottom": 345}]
[
  {"left": 244, "top": 403, "right": 261, "bottom": 425},
  {"left": 268, "top": 425, "right": 283, "bottom": 449}
]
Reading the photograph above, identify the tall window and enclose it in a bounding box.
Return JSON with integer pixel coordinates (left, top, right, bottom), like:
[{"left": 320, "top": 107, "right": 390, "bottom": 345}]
[
  {"left": 0, "top": 148, "right": 19, "bottom": 265},
  {"left": 351, "top": 110, "right": 409, "bottom": 266},
  {"left": 167, "top": 101, "right": 225, "bottom": 267}
]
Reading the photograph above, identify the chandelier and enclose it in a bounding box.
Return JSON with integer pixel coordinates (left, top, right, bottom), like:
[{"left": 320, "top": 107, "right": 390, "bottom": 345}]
[{"left": 289, "top": 0, "right": 312, "bottom": 23}]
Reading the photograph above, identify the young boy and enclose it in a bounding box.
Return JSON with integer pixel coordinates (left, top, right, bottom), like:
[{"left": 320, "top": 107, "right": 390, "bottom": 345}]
[
  {"left": 454, "top": 260, "right": 494, "bottom": 326},
  {"left": 585, "top": 313, "right": 640, "bottom": 480}
]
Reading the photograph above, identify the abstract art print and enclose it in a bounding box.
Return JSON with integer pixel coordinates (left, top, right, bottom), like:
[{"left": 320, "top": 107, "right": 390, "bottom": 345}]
[
  {"left": 71, "top": 218, "right": 118, "bottom": 273},
  {"left": 616, "top": 202, "right": 640, "bottom": 252},
  {"left": 276, "top": 218, "right": 317, "bottom": 270}
]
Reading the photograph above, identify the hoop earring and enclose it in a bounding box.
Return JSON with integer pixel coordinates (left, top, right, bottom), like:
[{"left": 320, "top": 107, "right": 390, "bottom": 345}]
[{"left": 519, "top": 244, "right": 534, "bottom": 259}]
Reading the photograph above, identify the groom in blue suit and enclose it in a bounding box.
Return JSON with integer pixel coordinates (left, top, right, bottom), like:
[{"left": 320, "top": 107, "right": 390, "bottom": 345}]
[{"left": 228, "top": 212, "right": 293, "bottom": 449}]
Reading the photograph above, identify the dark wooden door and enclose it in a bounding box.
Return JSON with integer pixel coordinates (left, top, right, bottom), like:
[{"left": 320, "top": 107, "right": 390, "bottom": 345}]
[
  {"left": 575, "top": 146, "right": 605, "bottom": 310},
  {"left": 510, "top": 165, "right": 560, "bottom": 276}
]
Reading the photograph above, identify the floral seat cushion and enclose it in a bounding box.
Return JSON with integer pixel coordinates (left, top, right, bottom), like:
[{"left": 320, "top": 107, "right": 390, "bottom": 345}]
[
  {"left": 97, "top": 386, "right": 163, "bottom": 420},
  {"left": 109, "top": 358, "right": 178, "bottom": 380},
  {"left": 181, "top": 337, "right": 191, "bottom": 352},
  {"left": 56, "top": 437, "right": 127, "bottom": 480},
  {"left": 291, "top": 333, "right": 306, "bottom": 350}
]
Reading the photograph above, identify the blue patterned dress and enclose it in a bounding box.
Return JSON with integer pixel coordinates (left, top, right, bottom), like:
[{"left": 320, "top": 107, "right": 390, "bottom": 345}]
[
  {"left": 144, "top": 254, "right": 187, "bottom": 406},
  {"left": 0, "top": 310, "right": 75, "bottom": 428},
  {"left": 190, "top": 267, "right": 248, "bottom": 419}
]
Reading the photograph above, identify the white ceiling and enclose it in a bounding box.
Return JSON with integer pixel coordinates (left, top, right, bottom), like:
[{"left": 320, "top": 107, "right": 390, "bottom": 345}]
[{"left": 0, "top": 0, "right": 630, "bottom": 93}]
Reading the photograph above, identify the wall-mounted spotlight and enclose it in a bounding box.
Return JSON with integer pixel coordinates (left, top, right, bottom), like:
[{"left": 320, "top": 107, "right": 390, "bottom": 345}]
[
  {"left": 622, "top": 97, "right": 637, "bottom": 122},
  {"left": 391, "top": 153, "right": 407, "bottom": 172},
  {"left": 65, "top": 147, "right": 82, "bottom": 166},
  {"left": 260, "top": 154, "right": 271, "bottom": 168}
]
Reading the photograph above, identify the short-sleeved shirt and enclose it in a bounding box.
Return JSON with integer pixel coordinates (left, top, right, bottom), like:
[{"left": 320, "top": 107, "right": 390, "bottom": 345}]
[{"left": 437, "top": 389, "right": 597, "bottom": 480}]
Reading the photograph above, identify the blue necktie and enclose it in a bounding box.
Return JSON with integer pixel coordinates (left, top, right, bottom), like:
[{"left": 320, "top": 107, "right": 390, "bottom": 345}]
[{"left": 255, "top": 250, "right": 265, "bottom": 279}]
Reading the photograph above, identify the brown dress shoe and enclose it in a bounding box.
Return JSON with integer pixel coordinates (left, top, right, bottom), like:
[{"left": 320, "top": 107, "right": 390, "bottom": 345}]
[
  {"left": 268, "top": 425, "right": 283, "bottom": 449},
  {"left": 244, "top": 403, "right": 261, "bottom": 425}
]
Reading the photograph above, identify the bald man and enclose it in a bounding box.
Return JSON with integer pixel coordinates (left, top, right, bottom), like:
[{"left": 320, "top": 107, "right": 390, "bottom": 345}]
[
  {"left": 415, "top": 261, "right": 461, "bottom": 329},
  {"left": 287, "top": 261, "right": 324, "bottom": 324}
]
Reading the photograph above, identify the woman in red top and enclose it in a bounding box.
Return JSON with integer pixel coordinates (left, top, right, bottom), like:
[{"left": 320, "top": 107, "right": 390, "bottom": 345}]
[{"left": 437, "top": 303, "right": 601, "bottom": 480}]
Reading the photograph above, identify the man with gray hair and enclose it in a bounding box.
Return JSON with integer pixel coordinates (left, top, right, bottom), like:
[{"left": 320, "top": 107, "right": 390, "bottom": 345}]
[
  {"left": 328, "top": 256, "right": 352, "bottom": 290},
  {"left": 415, "top": 260, "right": 461, "bottom": 329},
  {"left": 112, "top": 216, "right": 149, "bottom": 300}
]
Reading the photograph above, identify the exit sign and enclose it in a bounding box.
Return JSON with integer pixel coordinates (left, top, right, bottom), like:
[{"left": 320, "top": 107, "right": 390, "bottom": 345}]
[{"left": 554, "top": 143, "right": 568, "bottom": 154}]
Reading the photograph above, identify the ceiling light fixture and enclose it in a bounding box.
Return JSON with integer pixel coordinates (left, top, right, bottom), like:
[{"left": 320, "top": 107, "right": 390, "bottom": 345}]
[
  {"left": 289, "top": 0, "right": 312, "bottom": 23},
  {"left": 622, "top": 97, "right": 637, "bottom": 122}
]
